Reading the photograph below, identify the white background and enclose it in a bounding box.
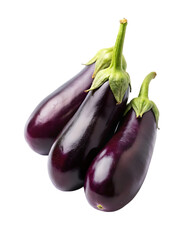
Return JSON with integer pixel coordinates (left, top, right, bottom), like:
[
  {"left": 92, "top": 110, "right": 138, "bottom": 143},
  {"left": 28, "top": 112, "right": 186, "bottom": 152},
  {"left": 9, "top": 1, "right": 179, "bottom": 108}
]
[{"left": 0, "top": 0, "right": 191, "bottom": 239}]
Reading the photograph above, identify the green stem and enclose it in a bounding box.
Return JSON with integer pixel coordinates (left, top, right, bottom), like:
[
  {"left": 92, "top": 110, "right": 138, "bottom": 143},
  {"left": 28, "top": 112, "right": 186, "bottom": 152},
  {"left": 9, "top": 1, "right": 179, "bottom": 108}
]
[
  {"left": 84, "top": 19, "right": 130, "bottom": 104},
  {"left": 110, "top": 18, "right": 127, "bottom": 69},
  {"left": 125, "top": 72, "right": 159, "bottom": 128},
  {"left": 138, "top": 72, "right": 157, "bottom": 98}
]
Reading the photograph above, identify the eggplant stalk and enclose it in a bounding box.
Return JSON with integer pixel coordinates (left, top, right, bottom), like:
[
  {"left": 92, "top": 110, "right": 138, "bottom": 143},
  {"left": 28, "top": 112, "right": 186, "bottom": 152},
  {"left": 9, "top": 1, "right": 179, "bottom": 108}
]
[
  {"left": 85, "top": 18, "right": 131, "bottom": 104},
  {"left": 125, "top": 72, "right": 159, "bottom": 128}
]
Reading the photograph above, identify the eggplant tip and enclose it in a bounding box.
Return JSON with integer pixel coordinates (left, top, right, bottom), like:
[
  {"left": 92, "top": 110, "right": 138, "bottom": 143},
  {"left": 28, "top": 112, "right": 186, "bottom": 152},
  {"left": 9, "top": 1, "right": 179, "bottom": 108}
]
[
  {"left": 97, "top": 204, "right": 104, "bottom": 210},
  {"left": 120, "top": 18, "right": 127, "bottom": 24}
]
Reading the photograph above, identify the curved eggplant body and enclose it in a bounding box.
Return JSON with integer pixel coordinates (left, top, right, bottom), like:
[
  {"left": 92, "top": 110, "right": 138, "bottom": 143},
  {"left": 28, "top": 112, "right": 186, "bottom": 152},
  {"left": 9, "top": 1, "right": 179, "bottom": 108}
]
[
  {"left": 48, "top": 82, "right": 129, "bottom": 191},
  {"left": 84, "top": 109, "right": 157, "bottom": 212},
  {"left": 25, "top": 64, "right": 95, "bottom": 155}
]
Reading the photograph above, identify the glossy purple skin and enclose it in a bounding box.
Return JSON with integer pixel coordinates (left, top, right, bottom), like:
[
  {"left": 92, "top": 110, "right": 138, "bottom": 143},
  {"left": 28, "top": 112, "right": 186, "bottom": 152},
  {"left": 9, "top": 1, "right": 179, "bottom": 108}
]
[
  {"left": 48, "top": 81, "right": 129, "bottom": 191},
  {"left": 25, "top": 64, "right": 95, "bottom": 155},
  {"left": 84, "top": 109, "right": 157, "bottom": 212}
]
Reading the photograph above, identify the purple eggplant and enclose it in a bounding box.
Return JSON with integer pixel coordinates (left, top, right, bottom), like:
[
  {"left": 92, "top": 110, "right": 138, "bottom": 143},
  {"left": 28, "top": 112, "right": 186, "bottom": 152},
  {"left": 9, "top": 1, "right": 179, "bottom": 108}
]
[
  {"left": 24, "top": 47, "right": 127, "bottom": 155},
  {"left": 84, "top": 72, "right": 159, "bottom": 212},
  {"left": 48, "top": 19, "right": 131, "bottom": 191}
]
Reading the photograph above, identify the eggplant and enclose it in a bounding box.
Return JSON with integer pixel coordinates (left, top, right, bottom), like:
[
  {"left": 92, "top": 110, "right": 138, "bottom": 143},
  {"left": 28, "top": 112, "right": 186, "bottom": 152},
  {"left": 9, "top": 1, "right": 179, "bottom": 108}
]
[
  {"left": 48, "top": 18, "right": 131, "bottom": 191},
  {"left": 24, "top": 47, "right": 127, "bottom": 155},
  {"left": 84, "top": 72, "right": 159, "bottom": 212}
]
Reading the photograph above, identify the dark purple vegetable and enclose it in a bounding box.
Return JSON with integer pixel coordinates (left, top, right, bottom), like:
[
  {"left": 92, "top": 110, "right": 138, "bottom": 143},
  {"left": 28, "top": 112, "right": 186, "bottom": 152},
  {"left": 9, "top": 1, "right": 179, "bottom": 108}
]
[
  {"left": 24, "top": 64, "right": 94, "bottom": 155},
  {"left": 48, "top": 19, "right": 131, "bottom": 191},
  {"left": 84, "top": 72, "right": 159, "bottom": 212},
  {"left": 24, "top": 47, "right": 127, "bottom": 155}
]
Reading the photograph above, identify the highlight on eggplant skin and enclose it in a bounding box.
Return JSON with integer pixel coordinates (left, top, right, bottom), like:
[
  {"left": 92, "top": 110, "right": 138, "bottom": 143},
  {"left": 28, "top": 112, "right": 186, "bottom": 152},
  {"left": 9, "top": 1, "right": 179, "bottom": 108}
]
[
  {"left": 84, "top": 72, "right": 159, "bottom": 212},
  {"left": 24, "top": 64, "right": 95, "bottom": 155}
]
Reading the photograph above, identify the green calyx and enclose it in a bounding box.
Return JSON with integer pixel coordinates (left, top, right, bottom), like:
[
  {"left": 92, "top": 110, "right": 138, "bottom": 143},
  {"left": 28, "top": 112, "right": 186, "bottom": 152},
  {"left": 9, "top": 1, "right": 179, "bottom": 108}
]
[
  {"left": 125, "top": 72, "right": 159, "bottom": 128},
  {"left": 86, "top": 47, "right": 127, "bottom": 78},
  {"left": 85, "top": 18, "right": 131, "bottom": 104}
]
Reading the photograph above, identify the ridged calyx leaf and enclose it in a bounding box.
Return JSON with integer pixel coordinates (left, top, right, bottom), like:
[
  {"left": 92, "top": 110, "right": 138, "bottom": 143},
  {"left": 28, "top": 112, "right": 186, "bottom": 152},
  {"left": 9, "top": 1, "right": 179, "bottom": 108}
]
[
  {"left": 85, "top": 47, "right": 127, "bottom": 78},
  {"left": 125, "top": 72, "right": 159, "bottom": 128},
  {"left": 85, "top": 18, "right": 131, "bottom": 104}
]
